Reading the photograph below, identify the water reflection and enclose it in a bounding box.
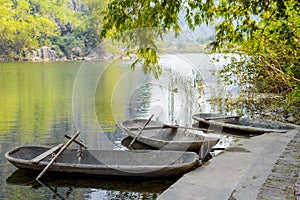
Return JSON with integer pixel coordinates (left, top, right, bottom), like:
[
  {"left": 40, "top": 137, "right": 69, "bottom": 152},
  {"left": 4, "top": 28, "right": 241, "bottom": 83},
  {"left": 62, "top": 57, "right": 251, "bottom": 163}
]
[
  {"left": 6, "top": 170, "right": 174, "bottom": 200},
  {"left": 0, "top": 54, "right": 238, "bottom": 200},
  {"left": 0, "top": 62, "right": 79, "bottom": 144},
  {"left": 73, "top": 56, "right": 204, "bottom": 149},
  {"left": 0, "top": 58, "right": 206, "bottom": 200}
]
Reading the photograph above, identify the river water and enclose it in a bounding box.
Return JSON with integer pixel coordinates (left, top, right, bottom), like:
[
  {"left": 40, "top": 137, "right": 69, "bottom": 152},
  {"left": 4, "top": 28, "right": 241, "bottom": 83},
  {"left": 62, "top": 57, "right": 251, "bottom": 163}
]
[{"left": 0, "top": 54, "right": 235, "bottom": 199}]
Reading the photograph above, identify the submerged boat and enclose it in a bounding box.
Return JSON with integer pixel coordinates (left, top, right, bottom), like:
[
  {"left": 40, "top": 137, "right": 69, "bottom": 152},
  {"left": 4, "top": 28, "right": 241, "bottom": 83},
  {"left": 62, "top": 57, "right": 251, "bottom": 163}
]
[
  {"left": 5, "top": 145, "right": 199, "bottom": 178},
  {"left": 119, "top": 119, "right": 220, "bottom": 153},
  {"left": 192, "top": 113, "right": 300, "bottom": 134}
]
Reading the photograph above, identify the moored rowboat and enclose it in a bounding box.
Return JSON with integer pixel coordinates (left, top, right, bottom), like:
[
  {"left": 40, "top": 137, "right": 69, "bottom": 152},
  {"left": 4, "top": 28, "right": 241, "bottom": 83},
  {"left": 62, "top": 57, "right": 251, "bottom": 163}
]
[
  {"left": 5, "top": 146, "right": 199, "bottom": 178},
  {"left": 192, "top": 113, "right": 300, "bottom": 134},
  {"left": 119, "top": 119, "right": 220, "bottom": 153}
]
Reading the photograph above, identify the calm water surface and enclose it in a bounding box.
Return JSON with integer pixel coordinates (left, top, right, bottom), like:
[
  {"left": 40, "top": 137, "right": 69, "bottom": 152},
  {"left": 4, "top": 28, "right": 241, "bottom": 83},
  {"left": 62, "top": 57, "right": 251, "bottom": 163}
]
[{"left": 1, "top": 55, "right": 228, "bottom": 200}]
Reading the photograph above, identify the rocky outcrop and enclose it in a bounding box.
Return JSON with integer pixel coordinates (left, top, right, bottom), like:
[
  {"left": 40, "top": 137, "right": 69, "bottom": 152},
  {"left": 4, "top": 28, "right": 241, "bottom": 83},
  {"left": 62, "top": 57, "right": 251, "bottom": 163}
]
[
  {"left": 71, "top": 47, "right": 82, "bottom": 57},
  {"left": 54, "top": 16, "right": 73, "bottom": 36},
  {"left": 1, "top": 45, "right": 135, "bottom": 62},
  {"left": 30, "top": 45, "right": 112, "bottom": 62},
  {"left": 31, "top": 46, "right": 61, "bottom": 62},
  {"left": 67, "top": 0, "right": 89, "bottom": 12}
]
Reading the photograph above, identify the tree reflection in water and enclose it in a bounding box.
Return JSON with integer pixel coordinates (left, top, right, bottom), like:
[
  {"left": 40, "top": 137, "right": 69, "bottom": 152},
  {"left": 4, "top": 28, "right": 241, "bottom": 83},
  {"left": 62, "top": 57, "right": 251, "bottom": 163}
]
[{"left": 6, "top": 169, "right": 176, "bottom": 200}]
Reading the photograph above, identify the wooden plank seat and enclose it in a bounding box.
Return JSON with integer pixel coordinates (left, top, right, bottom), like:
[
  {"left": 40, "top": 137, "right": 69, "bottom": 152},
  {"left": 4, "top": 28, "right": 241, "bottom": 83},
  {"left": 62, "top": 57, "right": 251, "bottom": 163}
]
[{"left": 30, "top": 143, "right": 64, "bottom": 164}]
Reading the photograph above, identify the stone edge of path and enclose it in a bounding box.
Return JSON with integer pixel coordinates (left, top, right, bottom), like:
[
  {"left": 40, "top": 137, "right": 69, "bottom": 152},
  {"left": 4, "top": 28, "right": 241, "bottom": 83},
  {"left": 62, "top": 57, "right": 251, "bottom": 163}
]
[{"left": 157, "top": 130, "right": 299, "bottom": 200}]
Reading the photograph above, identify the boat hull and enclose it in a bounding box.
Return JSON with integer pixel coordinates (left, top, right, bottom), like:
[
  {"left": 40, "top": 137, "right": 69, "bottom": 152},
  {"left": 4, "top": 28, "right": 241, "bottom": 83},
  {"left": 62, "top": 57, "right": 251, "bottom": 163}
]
[
  {"left": 192, "top": 113, "right": 300, "bottom": 134},
  {"left": 120, "top": 119, "right": 220, "bottom": 153},
  {"left": 5, "top": 146, "right": 199, "bottom": 178}
]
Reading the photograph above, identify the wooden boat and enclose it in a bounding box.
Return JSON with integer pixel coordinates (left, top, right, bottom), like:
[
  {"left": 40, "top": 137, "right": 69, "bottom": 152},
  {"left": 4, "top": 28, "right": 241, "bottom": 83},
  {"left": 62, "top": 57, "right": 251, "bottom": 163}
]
[
  {"left": 192, "top": 113, "right": 300, "bottom": 134},
  {"left": 119, "top": 119, "right": 220, "bottom": 153},
  {"left": 5, "top": 145, "right": 199, "bottom": 178}
]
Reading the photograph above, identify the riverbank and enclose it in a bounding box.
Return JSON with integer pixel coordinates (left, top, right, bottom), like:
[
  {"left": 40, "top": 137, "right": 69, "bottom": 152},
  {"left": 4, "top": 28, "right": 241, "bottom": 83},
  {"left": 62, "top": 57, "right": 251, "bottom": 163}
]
[{"left": 158, "top": 130, "right": 300, "bottom": 200}]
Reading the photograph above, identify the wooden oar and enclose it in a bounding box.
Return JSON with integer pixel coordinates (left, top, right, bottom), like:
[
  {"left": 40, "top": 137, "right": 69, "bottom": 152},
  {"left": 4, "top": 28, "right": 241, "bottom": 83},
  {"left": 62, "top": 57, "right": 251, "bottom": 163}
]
[
  {"left": 204, "top": 115, "right": 240, "bottom": 120},
  {"left": 129, "top": 114, "right": 154, "bottom": 148},
  {"left": 163, "top": 124, "right": 214, "bottom": 133},
  {"left": 36, "top": 180, "right": 65, "bottom": 200},
  {"left": 211, "top": 147, "right": 225, "bottom": 151},
  {"left": 30, "top": 144, "right": 64, "bottom": 164},
  {"left": 128, "top": 126, "right": 165, "bottom": 131},
  {"left": 64, "top": 134, "right": 87, "bottom": 149},
  {"left": 128, "top": 125, "right": 213, "bottom": 132},
  {"left": 36, "top": 131, "right": 80, "bottom": 181}
]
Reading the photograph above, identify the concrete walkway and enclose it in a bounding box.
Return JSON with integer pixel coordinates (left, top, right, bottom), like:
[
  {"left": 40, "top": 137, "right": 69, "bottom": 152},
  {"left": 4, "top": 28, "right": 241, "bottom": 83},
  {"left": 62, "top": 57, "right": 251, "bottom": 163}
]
[{"left": 158, "top": 130, "right": 300, "bottom": 200}]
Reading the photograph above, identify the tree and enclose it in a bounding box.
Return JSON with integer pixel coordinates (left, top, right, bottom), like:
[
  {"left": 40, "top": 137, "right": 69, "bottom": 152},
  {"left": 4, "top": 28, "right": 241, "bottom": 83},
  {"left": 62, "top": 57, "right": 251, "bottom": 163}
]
[
  {"left": 0, "top": 0, "right": 108, "bottom": 60},
  {"left": 101, "top": 0, "right": 300, "bottom": 121},
  {"left": 0, "top": 0, "right": 58, "bottom": 59}
]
